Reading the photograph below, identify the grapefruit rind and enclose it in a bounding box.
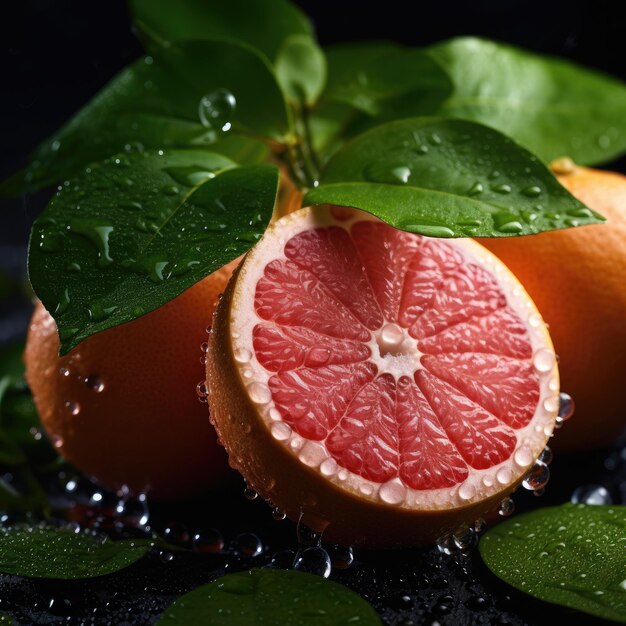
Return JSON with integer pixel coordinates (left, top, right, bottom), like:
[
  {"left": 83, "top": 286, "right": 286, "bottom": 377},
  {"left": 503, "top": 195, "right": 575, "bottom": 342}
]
[{"left": 207, "top": 207, "right": 559, "bottom": 545}]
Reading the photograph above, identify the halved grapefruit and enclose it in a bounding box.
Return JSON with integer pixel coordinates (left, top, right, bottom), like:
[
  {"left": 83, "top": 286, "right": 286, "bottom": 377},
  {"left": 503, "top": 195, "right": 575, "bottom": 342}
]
[{"left": 207, "top": 206, "right": 559, "bottom": 547}]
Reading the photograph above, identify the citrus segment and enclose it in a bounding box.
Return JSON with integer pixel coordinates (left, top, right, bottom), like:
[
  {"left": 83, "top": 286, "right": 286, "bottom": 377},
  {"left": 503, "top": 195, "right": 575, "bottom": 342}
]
[{"left": 207, "top": 207, "right": 559, "bottom": 546}]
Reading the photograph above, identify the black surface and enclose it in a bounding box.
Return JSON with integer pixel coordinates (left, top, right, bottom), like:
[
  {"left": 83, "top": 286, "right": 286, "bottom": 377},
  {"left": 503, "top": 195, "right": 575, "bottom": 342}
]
[{"left": 1, "top": 1, "right": 626, "bottom": 624}]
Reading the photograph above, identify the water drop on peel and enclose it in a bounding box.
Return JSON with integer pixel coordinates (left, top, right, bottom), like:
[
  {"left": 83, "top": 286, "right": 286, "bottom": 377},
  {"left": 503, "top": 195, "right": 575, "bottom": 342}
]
[
  {"left": 496, "top": 467, "right": 512, "bottom": 485},
  {"left": 271, "top": 507, "right": 286, "bottom": 521},
  {"left": 65, "top": 401, "right": 80, "bottom": 416},
  {"left": 196, "top": 380, "right": 208, "bottom": 403},
  {"left": 234, "top": 348, "right": 252, "bottom": 363},
  {"left": 243, "top": 486, "right": 258, "bottom": 500},
  {"left": 198, "top": 89, "right": 236, "bottom": 131},
  {"left": 458, "top": 481, "right": 476, "bottom": 501},
  {"left": 236, "top": 532, "right": 263, "bottom": 557},
  {"left": 319, "top": 457, "right": 338, "bottom": 477},
  {"left": 84, "top": 374, "right": 105, "bottom": 393},
  {"left": 247, "top": 382, "right": 271, "bottom": 404},
  {"left": 538, "top": 446, "right": 553, "bottom": 465}
]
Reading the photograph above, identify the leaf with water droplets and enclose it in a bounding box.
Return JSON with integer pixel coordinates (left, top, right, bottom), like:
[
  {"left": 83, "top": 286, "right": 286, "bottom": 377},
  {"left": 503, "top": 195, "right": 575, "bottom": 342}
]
[
  {"left": 156, "top": 568, "right": 381, "bottom": 625},
  {"left": 429, "top": 37, "right": 626, "bottom": 165},
  {"left": 130, "top": 0, "right": 313, "bottom": 63},
  {"left": 0, "top": 39, "right": 286, "bottom": 196},
  {"left": 28, "top": 150, "right": 279, "bottom": 354},
  {"left": 480, "top": 503, "right": 626, "bottom": 623},
  {"left": 0, "top": 526, "right": 151, "bottom": 579},
  {"left": 305, "top": 118, "right": 604, "bottom": 238}
]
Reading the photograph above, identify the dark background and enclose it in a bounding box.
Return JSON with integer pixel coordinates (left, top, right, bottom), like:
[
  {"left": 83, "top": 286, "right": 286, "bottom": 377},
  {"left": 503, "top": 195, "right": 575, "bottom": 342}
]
[{"left": 1, "top": 0, "right": 625, "bottom": 246}]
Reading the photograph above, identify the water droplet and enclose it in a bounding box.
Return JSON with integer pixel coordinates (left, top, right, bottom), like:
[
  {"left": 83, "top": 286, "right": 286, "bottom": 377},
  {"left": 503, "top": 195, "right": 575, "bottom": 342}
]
[
  {"left": 319, "top": 457, "right": 338, "bottom": 477},
  {"left": 567, "top": 207, "right": 593, "bottom": 219},
  {"left": 272, "top": 507, "right": 286, "bottom": 521},
  {"left": 492, "top": 183, "right": 512, "bottom": 194},
  {"left": 236, "top": 532, "right": 263, "bottom": 557},
  {"left": 161, "top": 185, "right": 179, "bottom": 196},
  {"left": 192, "top": 528, "right": 224, "bottom": 553},
  {"left": 293, "top": 547, "right": 331, "bottom": 578},
  {"left": 458, "top": 481, "right": 476, "bottom": 501},
  {"left": 538, "top": 446, "right": 553, "bottom": 465},
  {"left": 522, "top": 461, "right": 550, "bottom": 491},
  {"left": 533, "top": 348, "right": 556, "bottom": 373},
  {"left": 498, "top": 497, "right": 515, "bottom": 517},
  {"left": 247, "top": 382, "right": 271, "bottom": 404},
  {"left": 496, "top": 467, "right": 512, "bottom": 485},
  {"left": 54, "top": 288, "right": 71, "bottom": 315},
  {"left": 528, "top": 312, "right": 543, "bottom": 328},
  {"left": 327, "top": 544, "right": 353, "bottom": 569},
  {"left": 115, "top": 493, "right": 149, "bottom": 527},
  {"left": 453, "top": 525, "right": 477, "bottom": 553},
  {"left": 234, "top": 348, "right": 252, "bottom": 363},
  {"left": 59, "top": 367, "right": 71, "bottom": 378},
  {"left": 468, "top": 182, "right": 484, "bottom": 195},
  {"left": 543, "top": 395, "right": 559, "bottom": 413},
  {"left": 88, "top": 303, "right": 118, "bottom": 323},
  {"left": 522, "top": 186, "right": 542, "bottom": 197},
  {"left": 493, "top": 212, "right": 523, "bottom": 234},
  {"left": 571, "top": 485, "right": 612, "bottom": 505},
  {"left": 514, "top": 446, "right": 534, "bottom": 468},
  {"left": 403, "top": 224, "right": 455, "bottom": 237},
  {"left": 379, "top": 479, "right": 406, "bottom": 504},
  {"left": 556, "top": 392, "right": 575, "bottom": 424},
  {"left": 307, "top": 347, "right": 331, "bottom": 366},
  {"left": 163, "top": 523, "right": 190, "bottom": 545},
  {"left": 196, "top": 380, "right": 208, "bottom": 402},
  {"left": 165, "top": 166, "right": 216, "bottom": 187},
  {"left": 65, "top": 401, "right": 80, "bottom": 416},
  {"left": 243, "top": 486, "right": 258, "bottom": 501},
  {"left": 83, "top": 374, "right": 105, "bottom": 393},
  {"left": 198, "top": 89, "right": 236, "bottom": 131},
  {"left": 271, "top": 421, "right": 291, "bottom": 441},
  {"left": 380, "top": 323, "right": 404, "bottom": 346},
  {"left": 297, "top": 516, "right": 322, "bottom": 547},
  {"left": 551, "top": 157, "right": 576, "bottom": 175},
  {"left": 65, "top": 262, "right": 81, "bottom": 273},
  {"left": 298, "top": 442, "right": 326, "bottom": 468},
  {"left": 69, "top": 220, "right": 114, "bottom": 267},
  {"left": 363, "top": 161, "right": 412, "bottom": 185}
]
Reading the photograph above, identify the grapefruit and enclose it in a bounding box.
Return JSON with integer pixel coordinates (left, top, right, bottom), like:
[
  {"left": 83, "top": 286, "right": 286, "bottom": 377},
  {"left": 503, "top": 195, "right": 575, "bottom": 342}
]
[
  {"left": 25, "top": 262, "right": 237, "bottom": 501},
  {"left": 207, "top": 206, "right": 559, "bottom": 547},
  {"left": 481, "top": 161, "right": 626, "bottom": 451}
]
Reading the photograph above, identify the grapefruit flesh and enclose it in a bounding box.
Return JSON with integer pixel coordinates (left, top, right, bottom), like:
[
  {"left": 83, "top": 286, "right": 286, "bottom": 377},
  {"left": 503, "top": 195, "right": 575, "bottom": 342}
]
[{"left": 207, "top": 207, "right": 559, "bottom": 546}]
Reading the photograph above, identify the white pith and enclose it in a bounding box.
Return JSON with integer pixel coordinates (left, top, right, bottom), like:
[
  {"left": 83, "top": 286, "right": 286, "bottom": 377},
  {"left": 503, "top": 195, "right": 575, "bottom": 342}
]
[{"left": 229, "top": 207, "right": 559, "bottom": 511}]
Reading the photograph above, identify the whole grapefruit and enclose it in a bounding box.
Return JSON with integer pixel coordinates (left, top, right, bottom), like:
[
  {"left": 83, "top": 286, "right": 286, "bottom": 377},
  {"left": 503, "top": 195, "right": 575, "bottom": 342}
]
[
  {"left": 25, "top": 262, "right": 237, "bottom": 500},
  {"left": 481, "top": 161, "right": 626, "bottom": 451}
]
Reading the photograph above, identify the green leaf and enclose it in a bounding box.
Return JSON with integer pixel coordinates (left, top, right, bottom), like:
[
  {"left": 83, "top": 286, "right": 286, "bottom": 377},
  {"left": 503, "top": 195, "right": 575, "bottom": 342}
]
[
  {"left": 429, "top": 37, "right": 626, "bottom": 165},
  {"left": 157, "top": 568, "right": 382, "bottom": 625},
  {"left": 276, "top": 35, "right": 327, "bottom": 106},
  {"left": 0, "top": 526, "right": 151, "bottom": 579},
  {"left": 1, "top": 39, "right": 287, "bottom": 196},
  {"left": 323, "top": 42, "right": 452, "bottom": 117},
  {"left": 28, "top": 150, "right": 279, "bottom": 354},
  {"left": 131, "top": 0, "right": 313, "bottom": 63},
  {"left": 305, "top": 118, "right": 604, "bottom": 238},
  {"left": 480, "top": 504, "right": 626, "bottom": 623}
]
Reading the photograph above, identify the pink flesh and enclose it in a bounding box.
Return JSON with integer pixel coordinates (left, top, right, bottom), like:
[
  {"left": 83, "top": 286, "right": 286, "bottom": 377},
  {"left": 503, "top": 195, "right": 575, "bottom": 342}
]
[{"left": 253, "top": 220, "right": 540, "bottom": 490}]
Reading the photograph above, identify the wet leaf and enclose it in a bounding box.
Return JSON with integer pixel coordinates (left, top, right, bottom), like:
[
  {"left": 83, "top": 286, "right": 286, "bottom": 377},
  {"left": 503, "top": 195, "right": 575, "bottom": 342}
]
[
  {"left": 480, "top": 504, "right": 626, "bottom": 623},
  {"left": 157, "top": 568, "right": 382, "bottom": 625},
  {"left": 305, "top": 118, "right": 604, "bottom": 238},
  {"left": 0, "top": 526, "right": 150, "bottom": 579},
  {"left": 1, "top": 39, "right": 286, "bottom": 196},
  {"left": 323, "top": 42, "right": 451, "bottom": 117},
  {"left": 28, "top": 150, "right": 278, "bottom": 354},
  {"left": 276, "top": 35, "right": 327, "bottom": 106},
  {"left": 429, "top": 37, "right": 626, "bottom": 165},
  {"left": 130, "top": 0, "right": 312, "bottom": 63}
]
